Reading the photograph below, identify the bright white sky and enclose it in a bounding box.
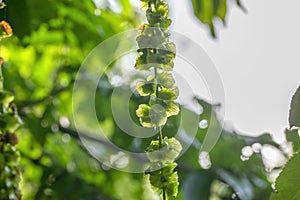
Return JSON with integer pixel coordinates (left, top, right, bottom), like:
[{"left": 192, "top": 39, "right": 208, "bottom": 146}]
[{"left": 170, "top": 0, "right": 300, "bottom": 142}]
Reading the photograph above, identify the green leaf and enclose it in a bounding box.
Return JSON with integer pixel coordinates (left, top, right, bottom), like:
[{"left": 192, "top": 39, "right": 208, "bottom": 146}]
[
  {"left": 157, "top": 61, "right": 174, "bottom": 71},
  {"left": 0, "top": 115, "right": 21, "bottom": 132},
  {"left": 157, "top": 87, "right": 178, "bottom": 100},
  {"left": 213, "top": 0, "right": 227, "bottom": 22},
  {"left": 147, "top": 137, "right": 182, "bottom": 164},
  {"left": 148, "top": 171, "right": 164, "bottom": 189},
  {"left": 191, "top": 0, "right": 215, "bottom": 37},
  {"left": 135, "top": 55, "right": 152, "bottom": 71},
  {"left": 136, "top": 104, "right": 168, "bottom": 127},
  {"left": 289, "top": 86, "right": 300, "bottom": 128},
  {"left": 270, "top": 153, "right": 300, "bottom": 200},
  {"left": 165, "top": 42, "right": 176, "bottom": 55},
  {"left": 136, "top": 104, "right": 152, "bottom": 127},
  {"left": 156, "top": 72, "right": 175, "bottom": 88},
  {"left": 148, "top": 163, "right": 180, "bottom": 198},
  {"left": 162, "top": 162, "right": 177, "bottom": 175},
  {"left": 236, "top": 0, "right": 247, "bottom": 12},
  {"left": 164, "top": 137, "right": 182, "bottom": 157},
  {"left": 146, "top": 3, "right": 169, "bottom": 25},
  {"left": 135, "top": 48, "right": 175, "bottom": 71},
  {"left": 163, "top": 101, "right": 180, "bottom": 117},
  {"left": 137, "top": 27, "right": 166, "bottom": 49},
  {"left": 160, "top": 18, "right": 172, "bottom": 29},
  {"left": 140, "top": 0, "right": 157, "bottom": 3},
  {"left": 149, "top": 104, "right": 168, "bottom": 127},
  {"left": 165, "top": 171, "right": 179, "bottom": 197},
  {"left": 148, "top": 50, "right": 175, "bottom": 65},
  {"left": 6, "top": 0, "right": 32, "bottom": 38},
  {"left": 136, "top": 81, "right": 156, "bottom": 96},
  {"left": 190, "top": 0, "right": 244, "bottom": 37},
  {"left": 119, "top": 0, "right": 134, "bottom": 18},
  {"left": 286, "top": 129, "right": 300, "bottom": 152},
  {"left": 0, "top": 91, "right": 14, "bottom": 107}
]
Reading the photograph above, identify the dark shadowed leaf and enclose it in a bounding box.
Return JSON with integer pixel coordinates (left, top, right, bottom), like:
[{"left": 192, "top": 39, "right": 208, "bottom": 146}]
[{"left": 289, "top": 86, "right": 300, "bottom": 128}]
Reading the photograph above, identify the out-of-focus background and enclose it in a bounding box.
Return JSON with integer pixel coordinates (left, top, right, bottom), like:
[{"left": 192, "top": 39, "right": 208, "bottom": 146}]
[
  {"left": 0, "top": 0, "right": 299, "bottom": 199},
  {"left": 170, "top": 0, "right": 300, "bottom": 142}
]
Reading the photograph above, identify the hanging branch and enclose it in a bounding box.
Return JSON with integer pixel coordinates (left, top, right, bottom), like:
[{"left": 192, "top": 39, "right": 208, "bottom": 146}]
[{"left": 134, "top": 0, "right": 182, "bottom": 199}]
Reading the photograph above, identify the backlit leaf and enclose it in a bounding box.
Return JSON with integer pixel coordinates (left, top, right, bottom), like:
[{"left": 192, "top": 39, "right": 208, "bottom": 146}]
[
  {"left": 270, "top": 153, "right": 300, "bottom": 200},
  {"left": 156, "top": 72, "right": 175, "bottom": 89},
  {"left": 149, "top": 104, "right": 168, "bottom": 127},
  {"left": 136, "top": 81, "right": 156, "bottom": 96},
  {"left": 157, "top": 87, "right": 178, "bottom": 100},
  {"left": 163, "top": 101, "right": 180, "bottom": 117},
  {"left": 147, "top": 137, "right": 182, "bottom": 164},
  {"left": 136, "top": 104, "right": 152, "bottom": 127}
]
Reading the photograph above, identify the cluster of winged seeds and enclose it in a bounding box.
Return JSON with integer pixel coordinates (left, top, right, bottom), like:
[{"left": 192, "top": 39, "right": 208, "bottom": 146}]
[{"left": 134, "top": 0, "right": 182, "bottom": 199}]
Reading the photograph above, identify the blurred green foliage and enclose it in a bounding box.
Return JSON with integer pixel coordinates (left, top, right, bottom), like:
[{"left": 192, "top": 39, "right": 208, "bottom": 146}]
[
  {"left": 190, "top": 0, "right": 246, "bottom": 37},
  {"left": 0, "top": 0, "right": 298, "bottom": 200}
]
